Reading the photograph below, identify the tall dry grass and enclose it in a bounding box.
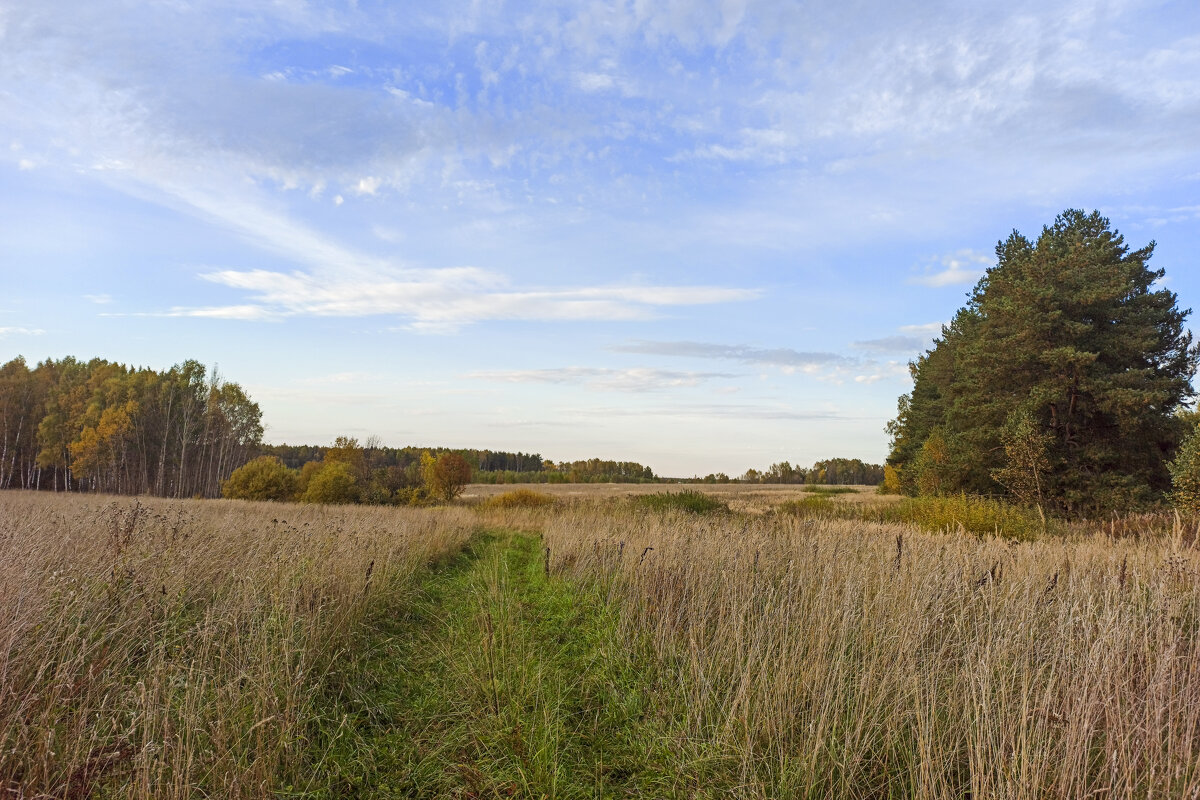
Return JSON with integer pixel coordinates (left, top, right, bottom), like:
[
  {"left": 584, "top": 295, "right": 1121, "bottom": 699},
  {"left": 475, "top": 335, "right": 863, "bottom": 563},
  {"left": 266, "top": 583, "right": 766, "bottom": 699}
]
[
  {"left": 544, "top": 505, "right": 1200, "bottom": 798},
  {"left": 0, "top": 492, "right": 475, "bottom": 799}
]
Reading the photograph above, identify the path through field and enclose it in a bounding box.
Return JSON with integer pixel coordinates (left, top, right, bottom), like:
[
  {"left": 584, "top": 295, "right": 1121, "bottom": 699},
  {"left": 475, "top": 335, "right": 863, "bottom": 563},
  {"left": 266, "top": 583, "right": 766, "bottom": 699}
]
[{"left": 306, "top": 531, "right": 728, "bottom": 799}]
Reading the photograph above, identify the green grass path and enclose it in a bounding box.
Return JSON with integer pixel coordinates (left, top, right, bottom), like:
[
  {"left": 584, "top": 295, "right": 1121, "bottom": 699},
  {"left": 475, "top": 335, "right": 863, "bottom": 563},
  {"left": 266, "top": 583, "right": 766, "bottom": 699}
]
[{"left": 303, "top": 531, "right": 721, "bottom": 799}]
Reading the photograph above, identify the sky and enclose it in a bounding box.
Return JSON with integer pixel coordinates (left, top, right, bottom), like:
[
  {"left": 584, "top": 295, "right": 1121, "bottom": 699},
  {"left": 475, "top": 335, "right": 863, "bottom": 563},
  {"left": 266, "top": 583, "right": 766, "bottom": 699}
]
[{"left": 2, "top": 0, "right": 1199, "bottom": 477}]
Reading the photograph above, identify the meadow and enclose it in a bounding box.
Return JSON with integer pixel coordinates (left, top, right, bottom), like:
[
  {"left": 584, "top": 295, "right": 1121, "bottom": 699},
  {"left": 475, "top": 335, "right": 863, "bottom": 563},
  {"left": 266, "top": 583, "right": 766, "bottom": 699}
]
[{"left": 2, "top": 487, "right": 1198, "bottom": 798}]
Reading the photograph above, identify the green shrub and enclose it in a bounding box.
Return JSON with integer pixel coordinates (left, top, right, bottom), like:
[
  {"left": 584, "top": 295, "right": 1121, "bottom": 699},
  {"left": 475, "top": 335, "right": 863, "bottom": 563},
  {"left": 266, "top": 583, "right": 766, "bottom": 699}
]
[
  {"left": 478, "top": 489, "right": 557, "bottom": 510},
  {"left": 777, "top": 495, "right": 836, "bottom": 516},
  {"left": 300, "top": 461, "right": 360, "bottom": 505},
  {"left": 221, "top": 456, "right": 299, "bottom": 502},
  {"left": 1169, "top": 423, "right": 1200, "bottom": 514},
  {"left": 779, "top": 492, "right": 1050, "bottom": 540},
  {"left": 394, "top": 486, "right": 436, "bottom": 507},
  {"left": 877, "top": 495, "right": 1047, "bottom": 540},
  {"left": 634, "top": 490, "right": 729, "bottom": 514}
]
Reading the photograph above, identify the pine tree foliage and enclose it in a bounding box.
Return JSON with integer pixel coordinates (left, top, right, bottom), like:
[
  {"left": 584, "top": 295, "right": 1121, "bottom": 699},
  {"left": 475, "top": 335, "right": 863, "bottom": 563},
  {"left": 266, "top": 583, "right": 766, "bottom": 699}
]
[{"left": 888, "top": 210, "right": 1198, "bottom": 514}]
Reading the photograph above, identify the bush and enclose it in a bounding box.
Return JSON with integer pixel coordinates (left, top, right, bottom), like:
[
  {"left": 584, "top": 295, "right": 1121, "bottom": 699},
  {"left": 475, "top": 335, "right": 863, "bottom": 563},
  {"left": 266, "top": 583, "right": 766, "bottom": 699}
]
[
  {"left": 779, "top": 492, "right": 1050, "bottom": 540},
  {"left": 801, "top": 485, "right": 857, "bottom": 495},
  {"left": 634, "top": 490, "right": 729, "bottom": 514},
  {"left": 1169, "top": 423, "right": 1200, "bottom": 514},
  {"left": 477, "top": 489, "right": 557, "bottom": 510},
  {"left": 221, "top": 456, "right": 299, "bottom": 502},
  {"left": 394, "top": 486, "right": 437, "bottom": 507},
  {"left": 777, "top": 495, "right": 836, "bottom": 516},
  {"left": 300, "top": 462, "right": 360, "bottom": 505}
]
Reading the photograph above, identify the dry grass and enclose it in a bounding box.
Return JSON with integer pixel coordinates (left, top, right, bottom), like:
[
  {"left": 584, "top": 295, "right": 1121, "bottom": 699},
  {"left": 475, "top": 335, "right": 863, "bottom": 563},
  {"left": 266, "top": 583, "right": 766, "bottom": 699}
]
[
  {"left": 0, "top": 492, "right": 475, "bottom": 799},
  {"left": 462, "top": 482, "right": 889, "bottom": 514},
  {"left": 543, "top": 505, "right": 1200, "bottom": 798}
]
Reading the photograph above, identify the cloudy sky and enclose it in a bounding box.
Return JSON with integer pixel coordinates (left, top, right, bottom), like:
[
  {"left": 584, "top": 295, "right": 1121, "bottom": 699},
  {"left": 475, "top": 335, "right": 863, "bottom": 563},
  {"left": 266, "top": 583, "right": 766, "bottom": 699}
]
[{"left": 2, "top": 0, "right": 1199, "bottom": 476}]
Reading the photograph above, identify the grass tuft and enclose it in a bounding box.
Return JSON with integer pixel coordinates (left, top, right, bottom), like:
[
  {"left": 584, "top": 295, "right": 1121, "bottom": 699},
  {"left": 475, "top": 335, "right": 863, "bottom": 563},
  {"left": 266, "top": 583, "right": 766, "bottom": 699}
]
[
  {"left": 633, "top": 489, "right": 730, "bottom": 515},
  {"left": 475, "top": 488, "right": 557, "bottom": 510},
  {"left": 780, "top": 492, "right": 1050, "bottom": 540},
  {"left": 800, "top": 485, "right": 859, "bottom": 495}
]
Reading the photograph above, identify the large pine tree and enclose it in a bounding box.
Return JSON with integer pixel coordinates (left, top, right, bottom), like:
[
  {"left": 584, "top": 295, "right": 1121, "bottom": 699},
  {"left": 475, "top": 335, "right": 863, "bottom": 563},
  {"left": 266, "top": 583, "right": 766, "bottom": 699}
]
[{"left": 887, "top": 210, "right": 1198, "bottom": 514}]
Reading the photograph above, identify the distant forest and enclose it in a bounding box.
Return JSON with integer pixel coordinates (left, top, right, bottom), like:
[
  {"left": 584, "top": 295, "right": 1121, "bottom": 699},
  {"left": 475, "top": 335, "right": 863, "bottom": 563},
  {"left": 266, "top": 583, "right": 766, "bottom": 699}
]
[
  {"left": 261, "top": 443, "right": 659, "bottom": 485},
  {"left": 698, "top": 458, "right": 885, "bottom": 486},
  {"left": 0, "top": 355, "right": 883, "bottom": 498}
]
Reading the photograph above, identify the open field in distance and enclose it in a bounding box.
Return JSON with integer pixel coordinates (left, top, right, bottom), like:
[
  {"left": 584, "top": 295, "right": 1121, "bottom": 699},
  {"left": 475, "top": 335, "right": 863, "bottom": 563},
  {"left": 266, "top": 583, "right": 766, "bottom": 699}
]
[{"left": 461, "top": 482, "right": 894, "bottom": 514}]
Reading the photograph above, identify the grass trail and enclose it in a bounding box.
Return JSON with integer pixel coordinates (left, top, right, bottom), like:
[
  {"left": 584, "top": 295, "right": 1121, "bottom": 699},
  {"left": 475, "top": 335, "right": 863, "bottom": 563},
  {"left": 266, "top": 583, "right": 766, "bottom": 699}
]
[{"left": 305, "top": 530, "right": 730, "bottom": 799}]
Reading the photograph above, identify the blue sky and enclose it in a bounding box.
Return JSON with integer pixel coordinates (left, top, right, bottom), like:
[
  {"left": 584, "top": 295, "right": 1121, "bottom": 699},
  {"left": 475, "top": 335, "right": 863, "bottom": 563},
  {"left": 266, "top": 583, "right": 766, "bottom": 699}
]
[{"left": 2, "top": 0, "right": 1199, "bottom": 477}]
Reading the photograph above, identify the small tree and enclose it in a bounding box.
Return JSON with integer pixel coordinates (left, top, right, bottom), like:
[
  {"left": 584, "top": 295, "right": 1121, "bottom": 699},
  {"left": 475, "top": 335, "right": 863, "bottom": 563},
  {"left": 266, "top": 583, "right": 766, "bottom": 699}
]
[
  {"left": 1169, "top": 423, "right": 1200, "bottom": 514},
  {"left": 912, "top": 429, "right": 955, "bottom": 496},
  {"left": 221, "top": 456, "right": 299, "bottom": 501},
  {"left": 421, "top": 451, "right": 472, "bottom": 502},
  {"left": 992, "top": 410, "right": 1053, "bottom": 507},
  {"left": 324, "top": 435, "right": 368, "bottom": 481},
  {"left": 879, "top": 464, "right": 903, "bottom": 494}
]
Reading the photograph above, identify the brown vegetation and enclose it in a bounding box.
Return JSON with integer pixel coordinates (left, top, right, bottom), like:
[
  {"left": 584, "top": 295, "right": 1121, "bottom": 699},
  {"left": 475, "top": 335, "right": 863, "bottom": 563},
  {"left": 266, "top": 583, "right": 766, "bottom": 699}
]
[
  {"left": 0, "top": 492, "right": 474, "bottom": 798},
  {"left": 540, "top": 504, "right": 1200, "bottom": 798}
]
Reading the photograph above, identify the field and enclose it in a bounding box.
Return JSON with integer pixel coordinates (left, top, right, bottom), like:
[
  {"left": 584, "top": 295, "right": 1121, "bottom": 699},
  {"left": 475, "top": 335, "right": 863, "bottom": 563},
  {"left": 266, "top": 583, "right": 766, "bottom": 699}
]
[
  {"left": 461, "top": 482, "right": 894, "bottom": 514},
  {"left": 3, "top": 488, "right": 1199, "bottom": 799}
]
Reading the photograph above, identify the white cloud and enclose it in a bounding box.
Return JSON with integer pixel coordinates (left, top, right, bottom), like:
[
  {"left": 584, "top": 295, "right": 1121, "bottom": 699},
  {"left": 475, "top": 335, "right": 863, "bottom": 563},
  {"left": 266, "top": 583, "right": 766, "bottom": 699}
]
[
  {"left": 84, "top": 293, "right": 112, "bottom": 304},
  {"left": 354, "top": 176, "right": 381, "bottom": 196},
  {"left": 469, "top": 366, "right": 737, "bottom": 392},
  {"left": 591, "top": 403, "right": 847, "bottom": 421},
  {"left": 612, "top": 340, "right": 849, "bottom": 369},
  {"left": 0, "top": 326, "right": 45, "bottom": 336},
  {"left": 160, "top": 304, "right": 282, "bottom": 321},
  {"left": 576, "top": 72, "right": 615, "bottom": 91},
  {"left": 851, "top": 335, "right": 924, "bottom": 353},
  {"left": 899, "top": 322, "right": 944, "bottom": 336},
  {"left": 161, "top": 270, "right": 758, "bottom": 331},
  {"left": 854, "top": 361, "right": 910, "bottom": 384},
  {"left": 910, "top": 249, "right": 991, "bottom": 287}
]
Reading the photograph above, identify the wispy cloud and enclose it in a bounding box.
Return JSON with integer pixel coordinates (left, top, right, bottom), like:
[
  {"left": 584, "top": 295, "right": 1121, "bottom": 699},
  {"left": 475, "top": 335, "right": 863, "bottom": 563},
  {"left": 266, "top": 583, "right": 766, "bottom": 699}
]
[
  {"left": 469, "top": 367, "right": 737, "bottom": 392},
  {"left": 611, "top": 339, "right": 915, "bottom": 386},
  {"left": 592, "top": 404, "right": 850, "bottom": 421},
  {"left": 0, "top": 326, "right": 45, "bottom": 337},
  {"left": 899, "top": 322, "right": 945, "bottom": 336},
  {"left": 851, "top": 335, "right": 924, "bottom": 353},
  {"left": 83, "top": 293, "right": 113, "bottom": 304},
  {"left": 910, "top": 249, "right": 992, "bottom": 288},
  {"left": 611, "top": 340, "right": 850, "bottom": 371},
  {"left": 160, "top": 270, "right": 759, "bottom": 332}
]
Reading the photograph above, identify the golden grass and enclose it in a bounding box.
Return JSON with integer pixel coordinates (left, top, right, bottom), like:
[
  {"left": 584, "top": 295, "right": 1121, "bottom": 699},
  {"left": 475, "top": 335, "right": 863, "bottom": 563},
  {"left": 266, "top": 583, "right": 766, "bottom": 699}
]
[
  {"left": 0, "top": 492, "right": 475, "bottom": 799},
  {"left": 473, "top": 488, "right": 557, "bottom": 510},
  {"left": 462, "top": 482, "right": 890, "bottom": 514},
  {"left": 543, "top": 505, "right": 1200, "bottom": 798}
]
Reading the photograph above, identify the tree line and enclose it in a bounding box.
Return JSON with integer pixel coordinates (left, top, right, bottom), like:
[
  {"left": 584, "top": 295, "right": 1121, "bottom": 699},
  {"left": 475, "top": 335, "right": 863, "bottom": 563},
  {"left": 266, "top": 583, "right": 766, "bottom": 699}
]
[
  {"left": 0, "top": 360, "right": 660, "bottom": 501},
  {"left": 261, "top": 443, "right": 548, "bottom": 474},
  {"left": 2, "top": 356, "right": 892, "bottom": 503},
  {"left": 0, "top": 356, "right": 262, "bottom": 497},
  {"left": 697, "top": 458, "right": 885, "bottom": 485},
  {"left": 261, "top": 444, "right": 657, "bottom": 484},
  {"left": 885, "top": 210, "right": 1199, "bottom": 515}
]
